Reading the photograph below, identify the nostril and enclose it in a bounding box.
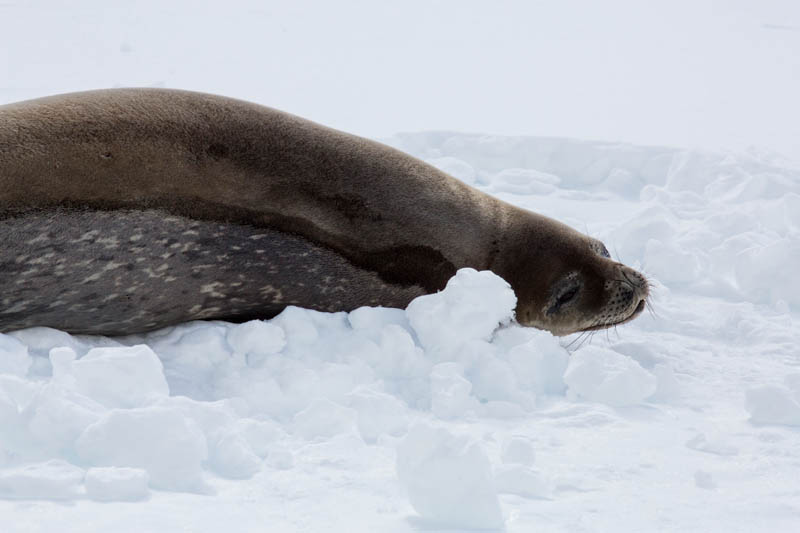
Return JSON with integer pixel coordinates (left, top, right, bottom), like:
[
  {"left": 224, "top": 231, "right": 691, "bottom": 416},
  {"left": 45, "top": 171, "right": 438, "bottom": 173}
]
[{"left": 621, "top": 269, "right": 650, "bottom": 299}]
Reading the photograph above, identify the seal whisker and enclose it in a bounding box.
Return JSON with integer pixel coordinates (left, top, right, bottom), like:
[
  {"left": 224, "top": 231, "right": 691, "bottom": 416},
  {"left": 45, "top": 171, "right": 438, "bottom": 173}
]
[
  {"left": 565, "top": 331, "right": 588, "bottom": 350},
  {"left": 645, "top": 299, "right": 658, "bottom": 319},
  {"left": 572, "top": 332, "right": 589, "bottom": 351}
]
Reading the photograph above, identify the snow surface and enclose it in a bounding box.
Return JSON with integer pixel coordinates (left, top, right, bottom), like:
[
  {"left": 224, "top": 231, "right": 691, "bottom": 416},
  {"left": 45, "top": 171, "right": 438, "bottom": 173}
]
[
  {"left": 2, "top": 1, "right": 799, "bottom": 529},
  {"left": 1, "top": 132, "right": 799, "bottom": 532}
]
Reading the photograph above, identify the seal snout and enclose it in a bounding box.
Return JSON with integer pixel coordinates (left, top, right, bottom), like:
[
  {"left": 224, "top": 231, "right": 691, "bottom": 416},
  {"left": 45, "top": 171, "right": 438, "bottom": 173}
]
[
  {"left": 617, "top": 265, "right": 649, "bottom": 322},
  {"left": 580, "top": 263, "right": 650, "bottom": 333}
]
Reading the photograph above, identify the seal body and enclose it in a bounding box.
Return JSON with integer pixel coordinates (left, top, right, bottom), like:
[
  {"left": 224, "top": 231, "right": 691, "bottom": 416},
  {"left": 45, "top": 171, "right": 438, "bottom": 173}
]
[{"left": 0, "top": 89, "right": 648, "bottom": 335}]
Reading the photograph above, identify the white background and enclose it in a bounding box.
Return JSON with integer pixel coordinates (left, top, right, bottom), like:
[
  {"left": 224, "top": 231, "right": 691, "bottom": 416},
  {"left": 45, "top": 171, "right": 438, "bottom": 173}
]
[{"left": 2, "top": 0, "right": 799, "bottom": 158}]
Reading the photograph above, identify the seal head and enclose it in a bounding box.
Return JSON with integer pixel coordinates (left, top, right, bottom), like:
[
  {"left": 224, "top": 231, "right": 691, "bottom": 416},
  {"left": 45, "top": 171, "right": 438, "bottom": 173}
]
[{"left": 495, "top": 211, "right": 649, "bottom": 336}]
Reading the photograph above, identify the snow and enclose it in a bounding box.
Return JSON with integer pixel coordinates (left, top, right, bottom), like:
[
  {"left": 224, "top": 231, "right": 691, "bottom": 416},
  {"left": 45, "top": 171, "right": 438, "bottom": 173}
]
[
  {"left": 745, "top": 385, "right": 800, "bottom": 426},
  {"left": 564, "top": 346, "right": 658, "bottom": 407},
  {"left": 0, "top": 128, "right": 797, "bottom": 531},
  {"left": 0, "top": 336, "right": 31, "bottom": 378},
  {"left": 75, "top": 406, "right": 208, "bottom": 492},
  {"left": 0, "top": 460, "right": 84, "bottom": 500},
  {"left": 0, "top": 134, "right": 798, "bottom": 531},
  {"left": 55, "top": 345, "right": 169, "bottom": 409},
  {"left": 396, "top": 424, "right": 504, "bottom": 529},
  {"left": 406, "top": 267, "right": 517, "bottom": 356},
  {"left": 494, "top": 465, "right": 553, "bottom": 500},
  {"left": 84, "top": 467, "right": 149, "bottom": 502},
  {"left": 2, "top": 1, "right": 800, "bottom": 531},
  {"left": 501, "top": 436, "right": 536, "bottom": 466}
]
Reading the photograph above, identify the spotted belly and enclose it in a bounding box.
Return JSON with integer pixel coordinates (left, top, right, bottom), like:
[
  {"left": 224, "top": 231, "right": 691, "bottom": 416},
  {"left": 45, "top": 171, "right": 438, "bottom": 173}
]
[{"left": 0, "top": 209, "right": 424, "bottom": 335}]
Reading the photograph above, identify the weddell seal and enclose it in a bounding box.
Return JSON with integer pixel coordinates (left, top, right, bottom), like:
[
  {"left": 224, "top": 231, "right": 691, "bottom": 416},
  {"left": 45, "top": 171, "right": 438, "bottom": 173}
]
[{"left": 0, "top": 89, "right": 649, "bottom": 336}]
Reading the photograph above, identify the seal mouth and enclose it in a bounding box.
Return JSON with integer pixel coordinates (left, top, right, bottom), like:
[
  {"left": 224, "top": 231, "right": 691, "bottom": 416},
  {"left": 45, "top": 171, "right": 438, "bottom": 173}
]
[{"left": 580, "top": 297, "right": 646, "bottom": 332}]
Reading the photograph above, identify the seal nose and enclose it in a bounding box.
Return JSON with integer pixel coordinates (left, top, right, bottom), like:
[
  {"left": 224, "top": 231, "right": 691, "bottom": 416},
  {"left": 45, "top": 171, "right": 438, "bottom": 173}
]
[
  {"left": 619, "top": 265, "right": 649, "bottom": 306},
  {"left": 620, "top": 266, "right": 646, "bottom": 287}
]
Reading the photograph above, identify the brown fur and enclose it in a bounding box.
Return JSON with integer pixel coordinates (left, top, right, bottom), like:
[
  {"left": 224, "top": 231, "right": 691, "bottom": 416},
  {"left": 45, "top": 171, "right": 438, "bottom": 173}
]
[{"left": 0, "top": 89, "right": 648, "bottom": 335}]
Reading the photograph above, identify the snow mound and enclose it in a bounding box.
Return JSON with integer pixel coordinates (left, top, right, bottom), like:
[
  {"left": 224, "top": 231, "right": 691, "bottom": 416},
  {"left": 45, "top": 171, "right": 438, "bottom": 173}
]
[
  {"left": 208, "top": 428, "right": 262, "bottom": 480},
  {"left": 52, "top": 345, "right": 169, "bottom": 409},
  {"left": 0, "top": 268, "right": 561, "bottom": 510},
  {"left": 85, "top": 467, "right": 150, "bottom": 502},
  {"left": 490, "top": 167, "right": 560, "bottom": 195},
  {"left": 745, "top": 384, "right": 800, "bottom": 426},
  {"left": 406, "top": 267, "right": 516, "bottom": 355},
  {"left": 76, "top": 406, "right": 208, "bottom": 492},
  {"left": 564, "top": 346, "right": 657, "bottom": 407},
  {"left": 0, "top": 335, "right": 31, "bottom": 378},
  {"left": 226, "top": 320, "right": 286, "bottom": 357},
  {"left": 0, "top": 460, "right": 84, "bottom": 500},
  {"left": 396, "top": 424, "right": 504, "bottom": 529}
]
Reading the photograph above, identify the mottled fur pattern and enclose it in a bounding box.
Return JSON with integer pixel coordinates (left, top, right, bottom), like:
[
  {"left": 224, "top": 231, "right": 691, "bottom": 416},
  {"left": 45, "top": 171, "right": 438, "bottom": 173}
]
[{"left": 0, "top": 89, "right": 648, "bottom": 335}]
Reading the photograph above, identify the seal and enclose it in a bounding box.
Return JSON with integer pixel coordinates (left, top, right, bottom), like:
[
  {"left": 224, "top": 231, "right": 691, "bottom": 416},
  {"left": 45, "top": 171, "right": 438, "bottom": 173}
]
[{"left": 0, "top": 88, "right": 649, "bottom": 336}]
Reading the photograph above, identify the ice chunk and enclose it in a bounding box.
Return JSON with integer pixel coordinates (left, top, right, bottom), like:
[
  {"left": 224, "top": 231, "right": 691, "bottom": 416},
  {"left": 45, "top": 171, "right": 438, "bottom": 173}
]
[
  {"left": 407, "top": 268, "right": 516, "bottom": 354},
  {"left": 63, "top": 345, "right": 169, "bottom": 408},
  {"left": 23, "top": 383, "right": 105, "bottom": 455},
  {"left": 236, "top": 418, "right": 286, "bottom": 457},
  {"left": 144, "top": 323, "right": 231, "bottom": 399},
  {"left": 348, "top": 306, "right": 409, "bottom": 342},
  {"left": 226, "top": 320, "right": 286, "bottom": 356},
  {"left": 208, "top": 429, "right": 262, "bottom": 479},
  {"left": 346, "top": 386, "right": 409, "bottom": 442},
  {"left": 76, "top": 406, "right": 208, "bottom": 492},
  {"left": 564, "top": 346, "right": 657, "bottom": 407},
  {"left": 0, "top": 334, "right": 31, "bottom": 378},
  {"left": 430, "top": 363, "right": 479, "bottom": 419},
  {"left": 506, "top": 332, "right": 569, "bottom": 396},
  {"left": 0, "top": 460, "right": 84, "bottom": 500},
  {"left": 271, "top": 306, "right": 319, "bottom": 347},
  {"left": 85, "top": 467, "right": 149, "bottom": 501},
  {"left": 469, "top": 349, "right": 518, "bottom": 403},
  {"left": 396, "top": 424, "right": 503, "bottom": 529},
  {"left": 745, "top": 385, "right": 800, "bottom": 426}
]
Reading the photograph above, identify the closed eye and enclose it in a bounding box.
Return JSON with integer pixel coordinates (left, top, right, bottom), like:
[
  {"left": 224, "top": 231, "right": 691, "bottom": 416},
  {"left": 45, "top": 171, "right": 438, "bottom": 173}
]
[
  {"left": 558, "top": 285, "right": 579, "bottom": 305},
  {"left": 546, "top": 282, "right": 581, "bottom": 315}
]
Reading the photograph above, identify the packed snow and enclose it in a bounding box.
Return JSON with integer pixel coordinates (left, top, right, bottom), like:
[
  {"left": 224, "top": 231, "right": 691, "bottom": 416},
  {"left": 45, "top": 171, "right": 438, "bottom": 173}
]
[{"left": 0, "top": 131, "right": 798, "bottom": 532}]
